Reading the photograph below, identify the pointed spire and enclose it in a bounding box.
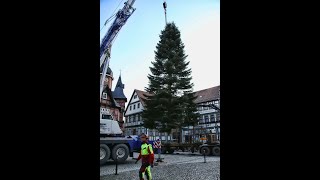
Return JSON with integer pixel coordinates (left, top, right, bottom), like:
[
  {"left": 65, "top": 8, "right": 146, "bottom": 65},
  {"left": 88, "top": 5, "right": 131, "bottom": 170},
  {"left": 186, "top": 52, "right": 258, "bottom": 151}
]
[
  {"left": 115, "top": 75, "right": 124, "bottom": 89},
  {"left": 112, "top": 74, "right": 127, "bottom": 101}
]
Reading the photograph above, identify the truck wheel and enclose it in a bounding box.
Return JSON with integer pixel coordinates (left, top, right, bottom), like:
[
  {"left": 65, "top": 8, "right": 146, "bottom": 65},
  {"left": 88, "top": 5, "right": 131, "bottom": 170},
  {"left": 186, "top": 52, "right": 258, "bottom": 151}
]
[
  {"left": 100, "top": 144, "right": 111, "bottom": 165},
  {"left": 212, "top": 147, "right": 220, "bottom": 156},
  {"left": 200, "top": 147, "right": 211, "bottom": 156},
  {"left": 112, "top": 144, "right": 129, "bottom": 162}
]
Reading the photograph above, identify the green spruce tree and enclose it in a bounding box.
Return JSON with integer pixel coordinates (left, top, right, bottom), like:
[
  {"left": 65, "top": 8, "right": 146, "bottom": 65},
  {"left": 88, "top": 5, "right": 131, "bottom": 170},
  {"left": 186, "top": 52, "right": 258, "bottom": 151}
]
[
  {"left": 180, "top": 91, "right": 199, "bottom": 143},
  {"left": 143, "top": 22, "right": 199, "bottom": 142}
]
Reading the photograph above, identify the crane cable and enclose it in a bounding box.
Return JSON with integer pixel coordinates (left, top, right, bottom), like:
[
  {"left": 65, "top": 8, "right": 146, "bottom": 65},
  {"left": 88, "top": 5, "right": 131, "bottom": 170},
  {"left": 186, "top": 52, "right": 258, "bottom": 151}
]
[{"left": 100, "top": 0, "right": 125, "bottom": 32}]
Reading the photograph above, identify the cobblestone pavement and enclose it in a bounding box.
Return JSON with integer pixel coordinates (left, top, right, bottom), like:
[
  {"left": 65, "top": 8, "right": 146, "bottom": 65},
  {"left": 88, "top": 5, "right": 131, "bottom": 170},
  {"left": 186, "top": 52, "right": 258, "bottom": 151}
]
[{"left": 100, "top": 154, "right": 220, "bottom": 180}]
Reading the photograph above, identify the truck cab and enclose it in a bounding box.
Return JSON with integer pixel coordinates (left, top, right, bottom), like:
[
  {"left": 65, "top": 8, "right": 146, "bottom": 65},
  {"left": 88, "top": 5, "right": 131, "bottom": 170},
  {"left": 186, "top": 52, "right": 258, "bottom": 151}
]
[{"left": 199, "top": 133, "right": 220, "bottom": 156}]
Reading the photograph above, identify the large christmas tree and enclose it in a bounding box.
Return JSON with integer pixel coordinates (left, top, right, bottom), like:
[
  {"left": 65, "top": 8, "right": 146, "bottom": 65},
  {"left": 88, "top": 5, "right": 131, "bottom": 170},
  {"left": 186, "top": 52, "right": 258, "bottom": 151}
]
[{"left": 143, "top": 22, "right": 199, "bottom": 142}]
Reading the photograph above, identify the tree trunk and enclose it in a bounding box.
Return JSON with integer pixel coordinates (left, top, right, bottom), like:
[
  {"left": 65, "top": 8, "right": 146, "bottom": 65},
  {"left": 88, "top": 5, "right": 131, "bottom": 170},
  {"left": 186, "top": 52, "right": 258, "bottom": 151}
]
[
  {"left": 177, "top": 128, "right": 179, "bottom": 143},
  {"left": 188, "top": 126, "right": 191, "bottom": 144},
  {"left": 165, "top": 132, "right": 168, "bottom": 143},
  {"left": 192, "top": 124, "right": 195, "bottom": 144},
  {"left": 178, "top": 127, "right": 182, "bottom": 144}
]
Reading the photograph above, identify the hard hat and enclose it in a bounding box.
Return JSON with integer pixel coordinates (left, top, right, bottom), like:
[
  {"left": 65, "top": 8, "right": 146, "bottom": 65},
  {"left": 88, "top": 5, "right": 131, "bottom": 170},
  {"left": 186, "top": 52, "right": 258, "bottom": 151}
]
[{"left": 140, "top": 133, "right": 148, "bottom": 139}]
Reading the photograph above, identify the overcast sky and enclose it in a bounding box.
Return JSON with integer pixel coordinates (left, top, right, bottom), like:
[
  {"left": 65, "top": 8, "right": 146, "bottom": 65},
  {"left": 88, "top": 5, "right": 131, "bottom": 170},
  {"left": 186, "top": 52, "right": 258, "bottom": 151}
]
[{"left": 100, "top": 0, "right": 220, "bottom": 100}]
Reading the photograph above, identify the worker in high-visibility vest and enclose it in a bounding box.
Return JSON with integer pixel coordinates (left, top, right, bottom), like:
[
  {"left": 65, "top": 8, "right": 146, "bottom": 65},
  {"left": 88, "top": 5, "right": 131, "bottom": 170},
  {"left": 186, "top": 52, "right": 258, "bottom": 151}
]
[{"left": 135, "top": 133, "right": 154, "bottom": 180}]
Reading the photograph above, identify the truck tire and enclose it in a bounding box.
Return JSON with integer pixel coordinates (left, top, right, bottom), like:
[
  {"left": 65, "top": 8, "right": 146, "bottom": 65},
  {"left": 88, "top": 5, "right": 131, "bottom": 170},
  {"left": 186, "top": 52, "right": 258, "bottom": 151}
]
[
  {"left": 100, "top": 144, "right": 111, "bottom": 165},
  {"left": 200, "top": 146, "right": 211, "bottom": 156},
  {"left": 111, "top": 144, "right": 129, "bottom": 162},
  {"left": 212, "top": 147, "right": 220, "bottom": 156}
]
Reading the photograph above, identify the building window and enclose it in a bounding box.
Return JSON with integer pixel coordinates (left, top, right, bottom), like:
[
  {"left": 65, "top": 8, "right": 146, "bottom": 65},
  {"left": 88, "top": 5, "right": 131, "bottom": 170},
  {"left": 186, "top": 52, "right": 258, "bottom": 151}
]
[
  {"left": 102, "top": 114, "right": 112, "bottom": 119},
  {"left": 130, "top": 106, "right": 132, "bottom": 110},
  {"left": 204, "top": 115, "right": 209, "bottom": 123},
  {"left": 210, "top": 114, "right": 215, "bottom": 122},
  {"left": 138, "top": 103, "right": 140, "bottom": 108},
  {"left": 198, "top": 115, "right": 204, "bottom": 124},
  {"left": 138, "top": 114, "right": 140, "bottom": 121},
  {"left": 202, "top": 115, "right": 205, "bottom": 123},
  {"left": 208, "top": 101, "right": 214, "bottom": 109},
  {"left": 133, "top": 115, "right": 136, "bottom": 122},
  {"left": 102, "top": 93, "right": 107, "bottom": 100},
  {"left": 214, "top": 100, "right": 219, "bottom": 108},
  {"left": 134, "top": 95, "right": 137, "bottom": 99},
  {"left": 134, "top": 104, "right": 136, "bottom": 109},
  {"left": 203, "top": 103, "right": 209, "bottom": 110},
  {"left": 216, "top": 113, "right": 220, "bottom": 121}
]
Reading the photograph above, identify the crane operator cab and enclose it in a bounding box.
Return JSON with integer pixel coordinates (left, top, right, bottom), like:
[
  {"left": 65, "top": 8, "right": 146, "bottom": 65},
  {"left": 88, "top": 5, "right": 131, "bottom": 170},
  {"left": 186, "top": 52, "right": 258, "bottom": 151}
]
[{"left": 100, "top": 108, "right": 123, "bottom": 137}]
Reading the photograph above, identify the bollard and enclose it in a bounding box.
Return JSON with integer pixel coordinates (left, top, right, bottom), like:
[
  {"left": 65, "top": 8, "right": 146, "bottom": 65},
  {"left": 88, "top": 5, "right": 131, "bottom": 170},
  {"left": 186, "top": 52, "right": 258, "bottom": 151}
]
[
  {"left": 203, "top": 149, "right": 206, "bottom": 163},
  {"left": 115, "top": 155, "right": 118, "bottom": 175}
]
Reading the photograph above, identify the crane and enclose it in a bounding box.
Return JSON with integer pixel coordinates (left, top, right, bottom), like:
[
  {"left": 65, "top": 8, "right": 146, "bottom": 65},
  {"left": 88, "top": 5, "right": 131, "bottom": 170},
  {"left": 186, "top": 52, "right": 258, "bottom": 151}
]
[
  {"left": 100, "top": 0, "right": 136, "bottom": 103},
  {"left": 100, "top": 0, "right": 141, "bottom": 166},
  {"left": 99, "top": 1, "right": 169, "bottom": 165}
]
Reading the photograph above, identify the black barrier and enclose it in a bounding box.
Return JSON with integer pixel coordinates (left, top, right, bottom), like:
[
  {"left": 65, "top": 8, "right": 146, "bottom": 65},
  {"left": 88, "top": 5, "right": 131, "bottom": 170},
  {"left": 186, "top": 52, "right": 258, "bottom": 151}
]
[
  {"left": 203, "top": 149, "right": 206, "bottom": 163},
  {"left": 115, "top": 155, "right": 118, "bottom": 175}
]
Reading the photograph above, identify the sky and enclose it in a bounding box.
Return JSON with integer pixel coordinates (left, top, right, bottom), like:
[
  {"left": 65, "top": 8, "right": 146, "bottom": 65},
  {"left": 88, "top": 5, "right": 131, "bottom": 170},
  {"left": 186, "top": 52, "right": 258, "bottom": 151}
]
[{"left": 100, "top": 0, "right": 220, "bottom": 101}]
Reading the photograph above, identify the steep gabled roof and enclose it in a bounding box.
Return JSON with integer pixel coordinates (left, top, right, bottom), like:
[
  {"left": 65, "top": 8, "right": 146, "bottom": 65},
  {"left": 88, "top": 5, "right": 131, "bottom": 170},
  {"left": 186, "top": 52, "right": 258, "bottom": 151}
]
[
  {"left": 135, "top": 89, "right": 153, "bottom": 107},
  {"left": 194, "top": 85, "right": 220, "bottom": 104},
  {"left": 112, "top": 75, "right": 127, "bottom": 101},
  {"left": 124, "top": 89, "right": 154, "bottom": 115}
]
